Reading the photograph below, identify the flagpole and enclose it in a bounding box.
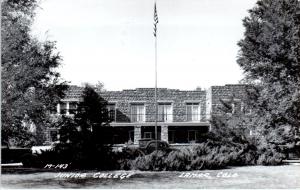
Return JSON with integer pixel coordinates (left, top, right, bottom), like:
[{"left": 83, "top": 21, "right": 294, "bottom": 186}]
[
  {"left": 155, "top": 24, "right": 158, "bottom": 151},
  {"left": 154, "top": 1, "right": 158, "bottom": 151}
]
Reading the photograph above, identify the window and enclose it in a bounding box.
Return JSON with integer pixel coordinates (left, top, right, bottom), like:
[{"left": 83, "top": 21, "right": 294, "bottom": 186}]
[
  {"left": 50, "top": 105, "right": 57, "bottom": 114},
  {"left": 232, "top": 101, "right": 242, "bottom": 114},
  {"left": 186, "top": 103, "right": 200, "bottom": 121},
  {"left": 144, "top": 132, "right": 152, "bottom": 139},
  {"left": 158, "top": 103, "right": 173, "bottom": 122},
  {"left": 50, "top": 130, "right": 58, "bottom": 142},
  {"left": 188, "top": 130, "right": 198, "bottom": 143},
  {"left": 130, "top": 104, "right": 145, "bottom": 122},
  {"left": 60, "top": 102, "right": 67, "bottom": 115},
  {"left": 168, "top": 130, "right": 175, "bottom": 143},
  {"left": 128, "top": 130, "right": 134, "bottom": 143},
  {"left": 221, "top": 99, "right": 242, "bottom": 114},
  {"left": 249, "top": 130, "right": 253, "bottom": 136},
  {"left": 69, "top": 102, "right": 78, "bottom": 115},
  {"left": 241, "top": 102, "right": 252, "bottom": 115},
  {"left": 107, "top": 103, "right": 116, "bottom": 121},
  {"left": 58, "top": 102, "right": 77, "bottom": 115}
]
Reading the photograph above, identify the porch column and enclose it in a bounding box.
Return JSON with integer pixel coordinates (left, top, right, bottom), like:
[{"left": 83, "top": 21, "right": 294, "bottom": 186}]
[
  {"left": 134, "top": 125, "right": 141, "bottom": 145},
  {"left": 45, "top": 129, "right": 51, "bottom": 142},
  {"left": 57, "top": 103, "right": 60, "bottom": 115},
  {"left": 66, "top": 102, "right": 70, "bottom": 115},
  {"left": 161, "top": 125, "right": 168, "bottom": 142}
]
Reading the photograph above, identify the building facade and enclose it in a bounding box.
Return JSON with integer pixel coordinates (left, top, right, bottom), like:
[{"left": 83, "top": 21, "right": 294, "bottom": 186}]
[{"left": 47, "top": 84, "right": 249, "bottom": 145}]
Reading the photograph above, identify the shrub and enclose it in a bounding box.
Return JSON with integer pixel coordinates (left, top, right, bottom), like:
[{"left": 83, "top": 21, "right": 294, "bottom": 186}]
[
  {"left": 192, "top": 142, "right": 209, "bottom": 156},
  {"left": 117, "top": 139, "right": 261, "bottom": 171},
  {"left": 201, "top": 147, "right": 228, "bottom": 169},
  {"left": 35, "top": 142, "right": 114, "bottom": 170},
  {"left": 165, "top": 149, "right": 191, "bottom": 171},
  {"left": 257, "top": 147, "right": 285, "bottom": 165},
  {"left": 120, "top": 147, "right": 145, "bottom": 159},
  {"left": 34, "top": 144, "right": 75, "bottom": 167},
  {"left": 190, "top": 156, "right": 205, "bottom": 170},
  {"left": 35, "top": 138, "right": 283, "bottom": 170},
  {"left": 111, "top": 147, "right": 145, "bottom": 170},
  {"left": 130, "top": 150, "right": 168, "bottom": 171}
]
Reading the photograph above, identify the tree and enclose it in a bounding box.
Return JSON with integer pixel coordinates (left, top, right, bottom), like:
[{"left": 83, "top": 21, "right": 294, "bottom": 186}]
[
  {"left": 95, "top": 81, "right": 106, "bottom": 91},
  {"left": 209, "top": 93, "right": 255, "bottom": 145},
  {"left": 51, "top": 85, "right": 113, "bottom": 169},
  {"left": 237, "top": 0, "right": 300, "bottom": 152},
  {"left": 75, "top": 85, "right": 111, "bottom": 133},
  {"left": 1, "top": 0, "right": 67, "bottom": 146}
]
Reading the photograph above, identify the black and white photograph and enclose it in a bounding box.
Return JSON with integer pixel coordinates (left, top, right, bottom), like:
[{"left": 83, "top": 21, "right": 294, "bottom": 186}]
[{"left": 1, "top": 0, "right": 300, "bottom": 189}]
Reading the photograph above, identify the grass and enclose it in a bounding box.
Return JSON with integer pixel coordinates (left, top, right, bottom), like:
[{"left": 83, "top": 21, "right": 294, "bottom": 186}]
[{"left": 1, "top": 165, "right": 300, "bottom": 189}]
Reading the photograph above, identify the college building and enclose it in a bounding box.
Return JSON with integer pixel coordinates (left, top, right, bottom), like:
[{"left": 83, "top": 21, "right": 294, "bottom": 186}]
[{"left": 46, "top": 84, "right": 250, "bottom": 145}]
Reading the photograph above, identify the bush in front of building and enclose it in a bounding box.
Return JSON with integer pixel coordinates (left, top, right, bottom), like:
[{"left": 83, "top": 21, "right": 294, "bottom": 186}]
[
  {"left": 164, "top": 148, "right": 192, "bottom": 171},
  {"left": 116, "top": 138, "right": 260, "bottom": 171},
  {"left": 256, "top": 143, "right": 285, "bottom": 166},
  {"left": 257, "top": 151, "right": 285, "bottom": 166},
  {"left": 189, "top": 140, "right": 258, "bottom": 170},
  {"left": 34, "top": 141, "right": 114, "bottom": 169},
  {"left": 35, "top": 138, "right": 282, "bottom": 170},
  {"left": 130, "top": 150, "right": 168, "bottom": 171},
  {"left": 111, "top": 147, "right": 145, "bottom": 170}
]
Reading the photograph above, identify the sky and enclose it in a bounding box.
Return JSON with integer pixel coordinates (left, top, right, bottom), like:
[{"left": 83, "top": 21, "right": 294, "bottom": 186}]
[{"left": 32, "top": 0, "right": 256, "bottom": 91}]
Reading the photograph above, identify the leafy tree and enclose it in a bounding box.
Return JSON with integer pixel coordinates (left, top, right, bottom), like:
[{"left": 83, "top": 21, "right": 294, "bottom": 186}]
[
  {"left": 75, "top": 85, "right": 111, "bottom": 133},
  {"left": 237, "top": 0, "right": 300, "bottom": 152},
  {"left": 95, "top": 81, "right": 106, "bottom": 91},
  {"left": 49, "top": 85, "right": 113, "bottom": 169},
  {"left": 1, "top": 0, "right": 67, "bottom": 146},
  {"left": 209, "top": 92, "right": 286, "bottom": 165},
  {"left": 209, "top": 93, "right": 255, "bottom": 146}
]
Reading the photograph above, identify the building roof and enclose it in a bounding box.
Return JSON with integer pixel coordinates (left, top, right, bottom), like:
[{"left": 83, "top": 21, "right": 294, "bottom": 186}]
[{"left": 63, "top": 85, "right": 207, "bottom": 100}]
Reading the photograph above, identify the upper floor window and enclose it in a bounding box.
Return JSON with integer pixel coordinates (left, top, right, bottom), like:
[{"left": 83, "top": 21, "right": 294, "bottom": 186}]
[
  {"left": 69, "top": 102, "right": 78, "bottom": 115},
  {"left": 60, "top": 102, "right": 67, "bottom": 115},
  {"left": 50, "top": 105, "right": 57, "bottom": 114},
  {"left": 130, "top": 103, "right": 145, "bottom": 122},
  {"left": 221, "top": 99, "right": 242, "bottom": 114},
  {"left": 49, "top": 130, "right": 59, "bottom": 142},
  {"left": 107, "top": 103, "right": 116, "bottom": 122},
  {"left": 57, "top": 101, "right": 78, "bottom": 115},
  {"left": 158, "top": 103, "right": 173, "bottom": 122},
  {"left": 186, "top": 102, "right": 200, "bottom": 122},
  {"left": 241, "top": 102, "right": 252, "bottom": 115}
]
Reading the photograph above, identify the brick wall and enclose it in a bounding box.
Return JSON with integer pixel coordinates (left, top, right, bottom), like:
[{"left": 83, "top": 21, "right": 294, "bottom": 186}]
[
  {"left": 100, "top": 88, "right": 207, "bottom": 122},
  {"left": 209, "top": 84, "right": 250, "bottom": 115},
  {"left": 59, "top": 84, "right": 250, "bottom": 122},
  {"left": 45, "top": 84, "right": 250, "bottom": 143}
]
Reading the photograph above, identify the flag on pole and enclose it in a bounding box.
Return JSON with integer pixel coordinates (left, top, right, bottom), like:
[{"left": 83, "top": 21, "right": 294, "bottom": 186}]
[
  {"left": 153, "top": 2, "right": 159, "bottom": 37},
  {"left": 153, "top": 1, "right": 159, "bottom": 150}
]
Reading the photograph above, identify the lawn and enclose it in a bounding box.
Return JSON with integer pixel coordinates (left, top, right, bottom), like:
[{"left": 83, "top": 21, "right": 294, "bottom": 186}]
[{"left": 1, "top": 165, "right": 300, "bottom": 189}]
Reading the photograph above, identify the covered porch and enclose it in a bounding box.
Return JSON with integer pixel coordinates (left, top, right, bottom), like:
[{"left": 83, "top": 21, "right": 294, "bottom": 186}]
[{"left": 110, "top": 122, "right": 210, "bottom": 145}]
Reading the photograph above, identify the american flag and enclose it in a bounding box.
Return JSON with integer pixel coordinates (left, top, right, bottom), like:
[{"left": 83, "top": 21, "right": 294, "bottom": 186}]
[{"left": 153, "top": 2, "right": 159, "bottom": 37}]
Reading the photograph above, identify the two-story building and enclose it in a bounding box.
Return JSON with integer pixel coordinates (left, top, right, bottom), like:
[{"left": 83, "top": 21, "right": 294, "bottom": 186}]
[{"left": 47, "top": 84, "right": 249, "bottom": 145}]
